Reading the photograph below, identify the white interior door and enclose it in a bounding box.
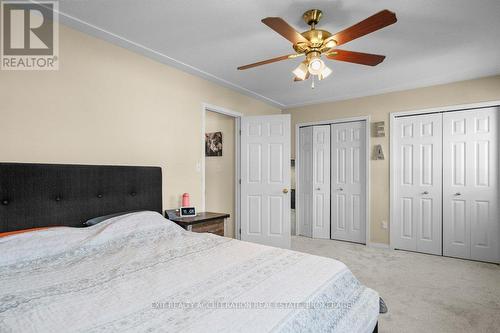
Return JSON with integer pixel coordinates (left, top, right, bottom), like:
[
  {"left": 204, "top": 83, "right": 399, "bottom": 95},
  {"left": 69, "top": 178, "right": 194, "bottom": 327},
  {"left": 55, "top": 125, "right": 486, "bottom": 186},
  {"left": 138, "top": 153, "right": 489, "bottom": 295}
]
[
  {"left": 393, "top": 114, "right": 442, "bottom": 255},
  {"left": 312, "top": 125, "right": 331, "bottom": 239},
  {"left": 298, "top": 127, "right": 313, "bottom": 237},
  {"left": 331, "top": 121, "right": 367, "bottom": 244},
  {"left": 240, "top": 114, "right": 291, "bottom": 249},
  {"left": 443, "top": 107, "right": 499, "bottom": 263}
]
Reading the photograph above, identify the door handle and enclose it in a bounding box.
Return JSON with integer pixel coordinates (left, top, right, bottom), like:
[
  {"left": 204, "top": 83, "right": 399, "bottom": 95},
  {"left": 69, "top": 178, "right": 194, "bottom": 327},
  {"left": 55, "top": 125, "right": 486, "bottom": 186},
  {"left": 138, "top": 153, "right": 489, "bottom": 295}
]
[
  {"left": 422, "top": 191, "right": 429, "bottom": 195},
  {"left": 315, "top": 187, "right": 321, "bottom": 191},
  {"left": 454, "top": 192, "right": 461, "bottom": 196},
  {"left": 282, "top": 188, "right": 289, "bottom": 194},
  {"left": 337, "top": 188, "right": 344, "bottom": 191}
]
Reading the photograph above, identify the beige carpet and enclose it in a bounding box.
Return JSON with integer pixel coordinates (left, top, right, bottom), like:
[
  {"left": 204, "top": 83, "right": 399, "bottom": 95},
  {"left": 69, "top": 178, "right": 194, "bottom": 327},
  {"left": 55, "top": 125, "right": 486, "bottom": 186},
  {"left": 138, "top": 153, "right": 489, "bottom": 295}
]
[{"left": 291, "top": 236, "right": 500, "bottom": 333}]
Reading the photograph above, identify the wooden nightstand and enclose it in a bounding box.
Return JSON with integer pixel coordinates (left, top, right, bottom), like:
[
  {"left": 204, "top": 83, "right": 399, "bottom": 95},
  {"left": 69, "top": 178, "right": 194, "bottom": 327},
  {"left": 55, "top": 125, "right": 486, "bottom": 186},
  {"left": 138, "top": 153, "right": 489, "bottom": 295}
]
[{"left": 165, "top": 210, "right": 229, "bottom": 236}]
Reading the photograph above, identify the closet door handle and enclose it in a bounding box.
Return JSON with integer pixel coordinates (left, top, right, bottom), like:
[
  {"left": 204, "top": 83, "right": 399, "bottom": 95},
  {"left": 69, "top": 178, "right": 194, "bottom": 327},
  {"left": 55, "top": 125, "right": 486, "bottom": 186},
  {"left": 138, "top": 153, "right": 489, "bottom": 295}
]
[
  {"left": 315, "top": 187, "right": 321, "bottom": 191},
  {"left": 422, "top": 191, "right": 429, "bottom": 195},
  {"left": 454, "top": 192, "right": 461, "bottom": 196},
  {"left": 337, "top": 188, "right": 344, "bottom": 191}
]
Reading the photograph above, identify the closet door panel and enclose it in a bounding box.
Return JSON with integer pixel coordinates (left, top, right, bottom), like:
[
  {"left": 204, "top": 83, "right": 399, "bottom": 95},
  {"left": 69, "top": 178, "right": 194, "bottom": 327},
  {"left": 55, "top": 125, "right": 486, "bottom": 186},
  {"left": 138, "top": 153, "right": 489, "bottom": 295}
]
[
  {"left": 312, "top": 125, "right": 331, "bottom": 239},
  {"left": 443, "top": 107, "right": 499, "bottom": 263},
  {"left": 298, "top": 127, "right": 313, "bottom": 237},
  {"left": 393, "top": 115, "right": 442, "bottom": 255},
  {"left": 443, "top": 112, "right": 470, "bottom": 259},
  {"left": 333, "top": 144, "right": 348, "bottom": 235},
  {"left": 331, "top": 121, "right": 366, "bottom": 244}
]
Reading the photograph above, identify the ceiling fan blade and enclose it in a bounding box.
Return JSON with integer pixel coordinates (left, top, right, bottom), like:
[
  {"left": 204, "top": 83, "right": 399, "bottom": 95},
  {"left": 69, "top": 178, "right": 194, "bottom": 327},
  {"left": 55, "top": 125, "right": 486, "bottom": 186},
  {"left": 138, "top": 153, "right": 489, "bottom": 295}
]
[
  {"left": 293, "top": 72, "right": 310, "bottom": 82},
  {"left": 329, "top": 10, "right": 397, "bottom": 47},
  {"left": 238, "top": 53, "right": 302, "bottom": 70},
  {"left": 326, "top": 49, "right": 386, "bottom": 66},
  {"left": 261, "top": 17, "right": 309, "bottom": 44}
]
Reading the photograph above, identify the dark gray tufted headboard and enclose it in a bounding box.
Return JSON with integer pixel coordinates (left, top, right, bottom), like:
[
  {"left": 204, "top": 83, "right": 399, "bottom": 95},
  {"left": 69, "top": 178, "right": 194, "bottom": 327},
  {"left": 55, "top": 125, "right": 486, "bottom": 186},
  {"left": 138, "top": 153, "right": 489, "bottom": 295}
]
[{"left": 0, "top": 163, "right": 162, "bottom": 232}]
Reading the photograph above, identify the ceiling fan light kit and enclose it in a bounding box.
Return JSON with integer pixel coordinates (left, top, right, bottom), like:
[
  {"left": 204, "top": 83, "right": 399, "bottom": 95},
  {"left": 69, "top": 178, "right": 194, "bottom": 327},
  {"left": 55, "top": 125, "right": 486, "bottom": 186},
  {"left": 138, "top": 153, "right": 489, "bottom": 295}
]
[{"left": 238, "top": 8, "right": 397, "bottom": 88}]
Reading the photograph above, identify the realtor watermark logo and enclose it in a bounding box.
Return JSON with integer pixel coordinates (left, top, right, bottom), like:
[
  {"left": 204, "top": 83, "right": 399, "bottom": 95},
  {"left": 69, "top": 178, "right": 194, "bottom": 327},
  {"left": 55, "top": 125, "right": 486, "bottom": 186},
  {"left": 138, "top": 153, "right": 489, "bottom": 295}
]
[{"left": 1, "top": 0, "right": 59, "bottom": 70}]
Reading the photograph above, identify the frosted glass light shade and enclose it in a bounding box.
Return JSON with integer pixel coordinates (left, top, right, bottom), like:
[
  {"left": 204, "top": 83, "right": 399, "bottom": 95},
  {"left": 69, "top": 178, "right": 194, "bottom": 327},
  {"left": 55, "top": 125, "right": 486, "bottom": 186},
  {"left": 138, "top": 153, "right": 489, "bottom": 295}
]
[
  {"left": 308, "top": 58, "right": 325, "bottom": 75},
  {"left": 292, "top": 62, "right": 308, "bottom": 80},
  {"left": 318, "top": 66, "right": 332, "bottom": 80}
]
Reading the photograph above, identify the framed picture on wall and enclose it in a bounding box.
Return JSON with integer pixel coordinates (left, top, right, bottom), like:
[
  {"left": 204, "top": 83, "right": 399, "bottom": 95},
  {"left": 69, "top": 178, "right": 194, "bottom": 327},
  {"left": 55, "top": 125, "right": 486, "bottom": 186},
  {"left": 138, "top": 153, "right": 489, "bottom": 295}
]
[{"left": 205, "top": 132, "right": 223, "bottom": 156}]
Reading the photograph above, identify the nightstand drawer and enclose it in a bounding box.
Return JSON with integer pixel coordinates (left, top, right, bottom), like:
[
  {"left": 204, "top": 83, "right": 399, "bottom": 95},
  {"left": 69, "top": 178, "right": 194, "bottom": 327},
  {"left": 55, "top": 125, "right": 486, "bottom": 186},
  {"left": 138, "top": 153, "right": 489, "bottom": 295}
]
[{"left": 192, "top": 219, "right": 224, "bottom": 236}]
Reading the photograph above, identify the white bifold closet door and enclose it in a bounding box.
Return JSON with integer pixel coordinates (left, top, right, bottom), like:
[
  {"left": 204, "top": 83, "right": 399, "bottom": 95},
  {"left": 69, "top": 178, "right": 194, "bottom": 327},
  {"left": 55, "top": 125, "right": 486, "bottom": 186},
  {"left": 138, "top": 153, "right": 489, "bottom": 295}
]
[
  {"left": 331, "top": 121, "right": 367, "bottom": 244},
  {"left": 298, "top": 127, "right": 313, "bottom": 237},
  {"left": 312, "top": 125, "right": 331, "bottom": 239},
  {"left": 443, "top": 107, "right": 499, "bottom": 263},
  {"left": 393, "top": 114, "right": 443, "bottom": 255}
]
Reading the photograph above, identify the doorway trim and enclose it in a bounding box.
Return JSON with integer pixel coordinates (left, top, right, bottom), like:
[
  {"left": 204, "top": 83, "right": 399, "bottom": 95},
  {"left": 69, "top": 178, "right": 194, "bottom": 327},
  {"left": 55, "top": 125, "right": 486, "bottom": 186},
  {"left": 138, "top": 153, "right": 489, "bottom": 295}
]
[
  {"left": 201, "top": 103, "right": 243, "bottom": 239},
  {"left": 389, "top": 99, "right": 500, "bottom": 251},
  {"left": 295, "top": 115, "right": 371, "bottom": 245}
]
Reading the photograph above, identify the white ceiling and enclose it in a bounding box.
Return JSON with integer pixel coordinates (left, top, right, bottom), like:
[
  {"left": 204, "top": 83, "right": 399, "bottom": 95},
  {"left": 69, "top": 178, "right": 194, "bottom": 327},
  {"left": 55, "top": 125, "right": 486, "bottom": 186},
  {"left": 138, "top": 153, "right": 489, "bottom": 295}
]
[{"left": 57, "top": 0, "right": 500, "bottom": 108}]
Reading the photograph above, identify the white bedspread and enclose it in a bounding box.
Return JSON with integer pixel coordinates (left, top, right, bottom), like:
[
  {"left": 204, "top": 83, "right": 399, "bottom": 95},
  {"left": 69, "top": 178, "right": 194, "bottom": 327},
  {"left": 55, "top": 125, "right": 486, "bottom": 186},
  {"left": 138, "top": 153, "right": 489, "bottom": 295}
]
[{"left": 0, "top": 211, "right": 378, "bottom": 332}]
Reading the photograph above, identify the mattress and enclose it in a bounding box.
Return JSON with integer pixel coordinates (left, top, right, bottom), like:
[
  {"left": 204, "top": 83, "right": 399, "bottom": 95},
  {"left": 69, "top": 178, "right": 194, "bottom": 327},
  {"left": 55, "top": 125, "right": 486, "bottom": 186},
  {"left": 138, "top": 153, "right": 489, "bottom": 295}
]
[{"left": 0, "top": 211, "right": 378, "bottom": 332}]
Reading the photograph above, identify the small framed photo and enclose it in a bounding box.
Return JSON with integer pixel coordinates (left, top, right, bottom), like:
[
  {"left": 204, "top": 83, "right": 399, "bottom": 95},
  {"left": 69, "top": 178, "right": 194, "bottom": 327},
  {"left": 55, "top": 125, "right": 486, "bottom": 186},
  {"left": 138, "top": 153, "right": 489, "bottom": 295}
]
[{"left": 205, "top": 132, "right": 223, "bottom": 156}]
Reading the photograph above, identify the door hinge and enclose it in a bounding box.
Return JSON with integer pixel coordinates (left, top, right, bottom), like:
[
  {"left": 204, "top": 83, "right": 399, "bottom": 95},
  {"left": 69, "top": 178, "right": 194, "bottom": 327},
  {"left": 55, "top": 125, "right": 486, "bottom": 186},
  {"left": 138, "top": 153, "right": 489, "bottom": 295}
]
[
  {"left": 239, "top": 228, "right": 241, "bottom": 235},
  {"left": 239, "top": 129, "right": 242, "bottom": 135},
  {"left": 239, "top": 179, "right": 241, "bottom": 184}
]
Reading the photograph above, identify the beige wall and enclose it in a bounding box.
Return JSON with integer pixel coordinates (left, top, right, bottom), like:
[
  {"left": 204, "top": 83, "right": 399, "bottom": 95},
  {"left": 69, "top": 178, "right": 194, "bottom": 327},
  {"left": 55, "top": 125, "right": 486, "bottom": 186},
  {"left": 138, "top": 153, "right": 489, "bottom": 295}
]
[
  {"left": 205, "top": 111, "right": 235, "bottom": 237},
  {"left": 285, "top": 75, "right": 500, "bottom": 244},
  {"left": 0, "top": 25, "right": 280, "bottom": 212}
]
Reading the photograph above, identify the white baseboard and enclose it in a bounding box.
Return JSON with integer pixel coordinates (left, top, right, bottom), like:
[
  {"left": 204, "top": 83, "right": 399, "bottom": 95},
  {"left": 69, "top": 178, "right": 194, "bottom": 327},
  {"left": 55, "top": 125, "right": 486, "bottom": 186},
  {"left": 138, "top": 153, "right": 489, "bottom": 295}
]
[{"left": 367, "top": 242, "right": 390, "bottom": 249}]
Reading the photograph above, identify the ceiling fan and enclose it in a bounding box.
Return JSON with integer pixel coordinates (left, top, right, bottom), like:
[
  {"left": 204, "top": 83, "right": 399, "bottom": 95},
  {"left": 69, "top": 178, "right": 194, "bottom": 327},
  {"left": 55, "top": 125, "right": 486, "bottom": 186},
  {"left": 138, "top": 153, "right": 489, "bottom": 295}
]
[{"left": 237, "top": 9, "right": 397, "bottom": 87}]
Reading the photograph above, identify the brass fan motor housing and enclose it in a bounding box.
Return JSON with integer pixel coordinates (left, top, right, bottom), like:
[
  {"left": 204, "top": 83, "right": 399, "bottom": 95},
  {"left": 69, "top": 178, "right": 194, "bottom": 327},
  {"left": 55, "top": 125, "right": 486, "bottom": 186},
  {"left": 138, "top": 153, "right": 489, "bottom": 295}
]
[
  {"left": 293, "top": 29, "right": 335, "bottom": 54},
  {"left": 303, "top": 9, "right": 322, "bottom": 26}
]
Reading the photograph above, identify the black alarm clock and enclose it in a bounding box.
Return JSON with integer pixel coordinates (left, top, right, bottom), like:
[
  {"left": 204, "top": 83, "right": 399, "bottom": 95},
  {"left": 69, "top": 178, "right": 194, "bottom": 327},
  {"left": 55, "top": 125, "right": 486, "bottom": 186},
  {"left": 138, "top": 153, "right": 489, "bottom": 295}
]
[{"left": 179, "top": 206, "right": 196, "bottom": 217}]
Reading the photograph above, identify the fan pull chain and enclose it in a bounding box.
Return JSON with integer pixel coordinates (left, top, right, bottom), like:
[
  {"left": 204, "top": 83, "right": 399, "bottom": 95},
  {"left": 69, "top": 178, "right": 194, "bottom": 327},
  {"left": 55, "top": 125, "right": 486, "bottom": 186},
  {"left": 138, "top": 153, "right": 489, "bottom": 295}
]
[{"left": 311, "top": 75, "right": 315, "bottom": 89}]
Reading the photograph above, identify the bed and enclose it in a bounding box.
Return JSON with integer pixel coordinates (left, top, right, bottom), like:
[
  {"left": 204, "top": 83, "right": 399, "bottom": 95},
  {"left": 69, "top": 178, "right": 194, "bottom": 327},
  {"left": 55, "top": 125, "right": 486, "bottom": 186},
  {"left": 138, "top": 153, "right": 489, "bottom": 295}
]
[{"left": 0, "top": 163, "right": 379, "bottom": 332}]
